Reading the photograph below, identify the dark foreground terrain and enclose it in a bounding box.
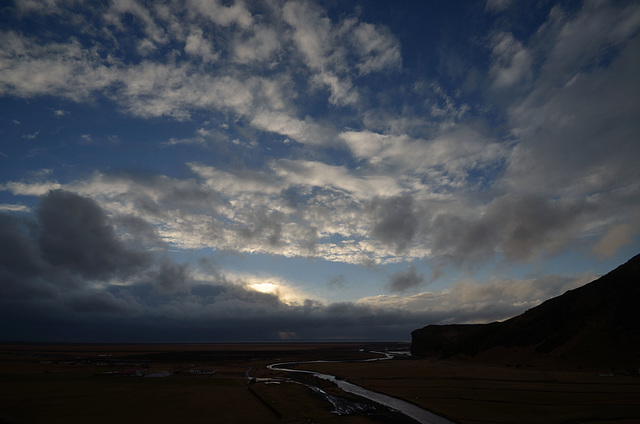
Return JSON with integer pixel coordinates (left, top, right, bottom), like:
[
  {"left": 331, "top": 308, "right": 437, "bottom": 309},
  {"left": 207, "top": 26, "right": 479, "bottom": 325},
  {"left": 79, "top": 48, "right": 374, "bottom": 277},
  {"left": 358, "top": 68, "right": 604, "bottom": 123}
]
[
  {"left": 1, "top": 342, "right": 639, "bottom": 424},
  {"left": 0, "top": 342, "right": 415, "bottom": 424}
]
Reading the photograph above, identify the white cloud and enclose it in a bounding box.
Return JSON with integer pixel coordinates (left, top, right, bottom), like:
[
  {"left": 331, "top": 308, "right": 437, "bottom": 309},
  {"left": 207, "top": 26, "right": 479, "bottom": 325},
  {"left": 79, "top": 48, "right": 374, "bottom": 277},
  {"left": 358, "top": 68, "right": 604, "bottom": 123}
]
[
  {"left": 13, "top": 0, "right": 65, "bottom": 15},
  {"left": 339, "top": 127, "right": 507, "bottom": 193},
  {"left": 233, "top": 25, "right": 281, "bottom": 64},
  {"left": 0, "top": 32, "right": 115, "bottom": 101},
  {"left": 22, "top": 130, "right": 40, "bottom": 139},
  {"left": 281, "top": 0, "right": 399, "bottom": 105},
  {"left": 272, "top": 158, "right": 402, "bottom": 199},
  {"left": 188, "top": 162, "right": 280, "bottom": 195},
  {"left": 490, "top": 32, "right": 532, "bottom": 88},
  {"left": 250, "top": 110, "right": 334, "bottom": 145},
  {"left": 0, "top": 0, "right": 402, "bottom": 146},
  {"left": 351, "top": 22, "right": 401, "bottom": 75},
  {"left": 0, "top": 204, "right": 30, "bottom": 212},
  {"left": 104, "top": 0, "right": 168, "bottom": 44},
  {"left": 116, "top": 64, "right": 255, "bottom": 119},
  {"left": 0, "top": 181, "right": 62, "bottom": 196},
  {"left": 184, "top": 29, "right": 218, "bottom": 63}
]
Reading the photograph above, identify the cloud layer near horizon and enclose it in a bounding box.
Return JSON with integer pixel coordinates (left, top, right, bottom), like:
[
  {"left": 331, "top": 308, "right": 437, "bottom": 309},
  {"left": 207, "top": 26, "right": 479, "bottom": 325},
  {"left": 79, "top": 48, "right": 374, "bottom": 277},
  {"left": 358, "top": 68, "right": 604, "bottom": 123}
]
[{"left": 0, "top": 190, "right": 593, "bottom": 342}]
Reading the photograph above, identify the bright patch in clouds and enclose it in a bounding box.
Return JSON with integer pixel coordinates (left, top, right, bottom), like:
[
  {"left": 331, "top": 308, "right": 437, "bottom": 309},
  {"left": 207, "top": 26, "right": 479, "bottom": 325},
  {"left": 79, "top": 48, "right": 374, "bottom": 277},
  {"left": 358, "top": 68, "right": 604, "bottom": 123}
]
[
  {"left": 250, "top": 282, "right": 279, "bottom": 294},
  {"left": 0, "top": 0, "right": 639, "bottom": 342}
]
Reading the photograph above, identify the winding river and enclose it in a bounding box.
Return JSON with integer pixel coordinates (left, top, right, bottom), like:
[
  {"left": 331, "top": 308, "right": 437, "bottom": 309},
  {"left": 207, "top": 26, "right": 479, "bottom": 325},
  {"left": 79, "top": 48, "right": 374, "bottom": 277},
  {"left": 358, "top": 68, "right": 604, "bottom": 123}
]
[{"left": 267, "top": 354, "right": 455, "bottom": 424}]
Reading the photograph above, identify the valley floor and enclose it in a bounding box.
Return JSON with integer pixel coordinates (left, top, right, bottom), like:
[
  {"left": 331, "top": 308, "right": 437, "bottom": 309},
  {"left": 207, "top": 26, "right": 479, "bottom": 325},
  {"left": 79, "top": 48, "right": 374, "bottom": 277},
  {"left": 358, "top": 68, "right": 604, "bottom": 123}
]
[{"left": 1, "top": 343, "right": 639, "bottom": 424}]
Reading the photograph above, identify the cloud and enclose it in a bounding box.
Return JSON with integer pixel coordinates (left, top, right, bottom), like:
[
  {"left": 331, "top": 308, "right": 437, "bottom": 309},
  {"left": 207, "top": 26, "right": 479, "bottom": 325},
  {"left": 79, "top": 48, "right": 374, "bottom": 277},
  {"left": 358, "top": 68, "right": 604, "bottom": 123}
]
[
  {"left": 369, "top": 194, "right": 418, "bottom": 254},
  {"left": 351, "top": 22, "right": 401, "bottom": 75},
  {"left": 186, "top": 0, "right": 253, "bottom": 28},
  {"left": 1, "top": 180, "right": 62, "bottom": 196},
  {"left": 281, "top": 0, "right": 399, "bottom": 105},
  {"left": 592, "top": 215, "right": 640, "bottom": 259},
  {"left": 0, "top": 0, "right": 400, "bottom": 134},
  {"left": 0, "top": 31, "right": 115, "bottom": 101},
  {"left": 430, "top": 194, "right": 585, "bottom": 266},
  {"left": 328, "top": 274, "right": 347, "bottom": 289},
  {"left": 37, "top": 190, "right": 151, "bottom": 279},
  {"left": 184, "top": 29, "right": 219, "bottom": 63},
  {"left": 273, "top": 159, "right": 402, "bottom": 199},
  {"left": 22, "top": 130, "right": 40, "bottom": 139},
  {"left": 339, "top": 128, "right": 507, "bottom": 192},
  {"left": 387, "top": 266, "right": 425, "bottom": 293},
  {"left": 0, "top": 213, "right": 43, "bottom": 280},
  {"left": 361, "top": 272, "right": 594, "bottom": 325},
  {"left": 490, "top": 32, "right": 532, "bottom": 88},
  {"left": 232, "top": 25, "right": 281, "bottom": 64},
  {"left": 104, "top": 0, "right": 168, "bottom": 45},
  {"left": 0, "top": 191, "right": 291, "bottom": 340},
  {"left": 489, "top": 2, "right": 640, "bottom": 261},
  {"left": 0, "top": 204, "right": 30, "bottom": 212},
  {"left": 0, "top": 190, "right": 603, "bottom": 342}
]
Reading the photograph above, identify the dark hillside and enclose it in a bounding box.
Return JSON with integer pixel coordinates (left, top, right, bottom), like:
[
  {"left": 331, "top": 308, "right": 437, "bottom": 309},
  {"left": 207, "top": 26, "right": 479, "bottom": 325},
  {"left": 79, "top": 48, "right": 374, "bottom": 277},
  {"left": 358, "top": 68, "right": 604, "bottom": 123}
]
[{"left": 411, "top": 254, "right": 640, "bottom": 369}]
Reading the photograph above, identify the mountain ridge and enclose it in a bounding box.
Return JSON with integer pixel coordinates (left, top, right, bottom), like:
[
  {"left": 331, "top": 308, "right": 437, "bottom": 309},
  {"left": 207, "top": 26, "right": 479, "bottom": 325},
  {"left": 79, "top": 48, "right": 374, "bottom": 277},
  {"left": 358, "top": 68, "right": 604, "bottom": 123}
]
[{"left": 411, "top": 254, "right": 640, "bottom": 369}]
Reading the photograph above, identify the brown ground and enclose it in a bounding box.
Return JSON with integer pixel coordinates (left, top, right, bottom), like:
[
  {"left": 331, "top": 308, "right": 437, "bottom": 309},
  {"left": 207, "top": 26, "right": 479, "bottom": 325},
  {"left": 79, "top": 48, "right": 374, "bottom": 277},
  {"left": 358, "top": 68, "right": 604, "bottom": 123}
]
[
  {"left": 302, "top": 358, "right": 640, "bottom": 424},
  {"left": 1, "top": 343, "right": 639, "bottom": 424},
  {"left": 0, "top": 342, "right": 404, "bottom": 424}
]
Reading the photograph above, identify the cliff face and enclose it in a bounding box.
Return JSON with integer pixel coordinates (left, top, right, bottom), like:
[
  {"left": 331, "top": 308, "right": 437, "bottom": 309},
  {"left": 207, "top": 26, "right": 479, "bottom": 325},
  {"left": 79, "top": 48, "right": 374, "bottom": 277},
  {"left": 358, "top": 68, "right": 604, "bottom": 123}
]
[{"left": 411, "top": 254, "right": 640, "bottom": 368}]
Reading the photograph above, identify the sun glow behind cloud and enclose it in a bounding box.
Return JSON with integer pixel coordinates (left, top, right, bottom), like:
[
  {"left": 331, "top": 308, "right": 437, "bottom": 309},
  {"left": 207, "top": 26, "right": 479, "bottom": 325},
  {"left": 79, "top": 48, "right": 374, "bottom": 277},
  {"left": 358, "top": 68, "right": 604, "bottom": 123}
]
[
  {"left": 249, "top": 282, "right": 279, "bottom": 294},
  {"left": 246, "top": 278, "right": 320, "bottom": 306}
]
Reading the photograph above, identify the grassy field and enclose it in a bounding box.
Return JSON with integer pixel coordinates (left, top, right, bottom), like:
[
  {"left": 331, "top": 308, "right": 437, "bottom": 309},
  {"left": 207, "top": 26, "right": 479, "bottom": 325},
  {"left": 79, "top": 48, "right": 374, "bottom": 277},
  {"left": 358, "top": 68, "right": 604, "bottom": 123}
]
[
  {"left": 302, "top": 358, "right": 640, "bottom": 424},
  {"left": 1, "top": 343, "right": 639, "bottom": 424},
  {"left": 0, "top": 343, "right": 407, "bottom": 424}
]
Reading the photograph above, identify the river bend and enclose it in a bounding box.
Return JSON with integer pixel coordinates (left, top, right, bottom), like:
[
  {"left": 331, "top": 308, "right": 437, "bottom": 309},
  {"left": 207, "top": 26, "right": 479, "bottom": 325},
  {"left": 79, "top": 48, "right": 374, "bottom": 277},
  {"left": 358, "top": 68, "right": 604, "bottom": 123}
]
[{"left": 267, "top": 356, "right": 455, "bottom": 424}]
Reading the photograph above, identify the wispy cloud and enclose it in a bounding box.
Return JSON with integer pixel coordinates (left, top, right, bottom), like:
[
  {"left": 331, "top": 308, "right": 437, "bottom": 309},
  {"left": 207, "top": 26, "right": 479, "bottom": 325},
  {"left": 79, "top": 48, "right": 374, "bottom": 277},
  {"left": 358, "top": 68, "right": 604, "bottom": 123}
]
[
  {"left": 0, "top": 204, "right": 29, "bottom": 212},
  {"left": 21, "top": 130, "right": 40, "bottom": 139}
]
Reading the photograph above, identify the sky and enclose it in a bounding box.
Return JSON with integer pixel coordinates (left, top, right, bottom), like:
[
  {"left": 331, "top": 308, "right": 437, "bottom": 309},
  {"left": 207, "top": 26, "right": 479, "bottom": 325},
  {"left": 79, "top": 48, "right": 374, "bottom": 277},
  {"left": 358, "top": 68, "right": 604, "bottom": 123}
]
[{"left": 0, "top": 0, "right": 639, "bottom": 342}]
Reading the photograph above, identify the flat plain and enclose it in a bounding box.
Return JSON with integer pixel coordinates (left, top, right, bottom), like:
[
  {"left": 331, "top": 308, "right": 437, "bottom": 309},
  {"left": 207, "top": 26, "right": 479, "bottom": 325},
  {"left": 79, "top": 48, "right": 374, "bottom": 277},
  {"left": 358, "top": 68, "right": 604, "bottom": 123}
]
[{"left": 1, "top": 343, "right": 639, "bottom": 424}]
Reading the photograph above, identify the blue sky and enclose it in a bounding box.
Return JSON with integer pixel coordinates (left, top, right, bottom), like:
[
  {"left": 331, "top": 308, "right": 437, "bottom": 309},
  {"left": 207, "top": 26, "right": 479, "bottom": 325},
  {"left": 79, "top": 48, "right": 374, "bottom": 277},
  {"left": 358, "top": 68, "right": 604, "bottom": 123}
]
[{"left": 1, "top": 0, "right": 639, "bottom": 342}]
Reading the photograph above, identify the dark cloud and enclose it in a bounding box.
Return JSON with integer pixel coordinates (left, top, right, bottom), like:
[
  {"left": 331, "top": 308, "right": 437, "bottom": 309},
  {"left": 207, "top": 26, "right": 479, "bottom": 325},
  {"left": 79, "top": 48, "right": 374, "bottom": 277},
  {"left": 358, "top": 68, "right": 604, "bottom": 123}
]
[
  {"left": 116, "top": 214, "right": 162, "bottom": 247},
  {"left": 387, "top": 266, "right": 425, "bottom": 293},
  {"left": 431, "top": 195, "right": 586, "bottom": 267},
  {"left": 67, "top": 290, "right": 131, "bottom": 315},
  {"left": 153, "top": 259, "right": 190, "bottom": 294},
  {"left": 238, "top": 208, "right": 284, "bottom": 247},
  {"left": 369, "top": 194, "right": 417, "bottom": 253},
  {"left": 37, "top": 190, "right": 151, "bottom": 279},
  {"left": 300, "top": 226, "right": 319, "bottom": 253},
  {"left": 0, "top": 213, "right": 54, "bottom": 300},
  {"left": 0, "top": 214, "right": 42, "bottom": 277}
]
